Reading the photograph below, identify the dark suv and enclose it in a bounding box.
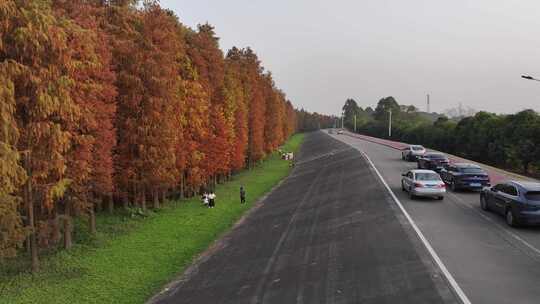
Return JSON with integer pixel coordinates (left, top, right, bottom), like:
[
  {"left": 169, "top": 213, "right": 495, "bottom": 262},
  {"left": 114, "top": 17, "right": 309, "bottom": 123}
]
[
  {"left": 417, "top": 152, "right": 449, "bottom": 172},
  {"left": 480, "top": 181, "right": 540, "bottom": 227},
  {"left": 440, "top": 163, "right": 490, "bottom": 191}
]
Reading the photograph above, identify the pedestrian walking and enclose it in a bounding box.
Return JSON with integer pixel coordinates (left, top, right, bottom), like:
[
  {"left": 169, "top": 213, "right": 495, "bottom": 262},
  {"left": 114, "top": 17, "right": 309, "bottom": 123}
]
[
  {"left": 208, "top": 191, "right": 216, "bottom": 208},
  {"left": 240, "top": 186, "right": 246, "bottom": 204}
]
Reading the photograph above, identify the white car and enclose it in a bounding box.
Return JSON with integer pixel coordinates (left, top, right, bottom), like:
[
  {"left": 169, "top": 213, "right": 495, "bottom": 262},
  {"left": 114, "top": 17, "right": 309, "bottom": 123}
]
[
  {"left": 337, "top": 129, "right": 344, "bottom": 135},
  {"left": 401, "top": 145, "right": 426, "bottom": 161},
  {"left": 401, "top": 169, "right": 445, "bottom": 200}
]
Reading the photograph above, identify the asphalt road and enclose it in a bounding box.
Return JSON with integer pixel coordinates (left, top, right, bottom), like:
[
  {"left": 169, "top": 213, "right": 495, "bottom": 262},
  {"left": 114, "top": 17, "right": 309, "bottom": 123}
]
[
  {"left": 329, "top": 130, "right": 540, "bottom": 304},
  {"left": 149, "top": 131, "right": 460, "bottom": 304}
]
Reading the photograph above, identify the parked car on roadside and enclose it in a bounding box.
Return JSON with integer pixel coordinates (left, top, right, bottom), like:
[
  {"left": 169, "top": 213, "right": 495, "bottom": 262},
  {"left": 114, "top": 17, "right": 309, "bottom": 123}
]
[
  {"left": 440, "top": 163, "right": 490, "bottom": 191},
  {"left": 337, "top": 129, "right": 344, "bottom": 134},
  {"left": 417, "top": 152, "right": 449, "bottom": 172},
  {"left": 401, "top": 169, "right": 446, "bottom": 200},
  {"left": 480, "top": 181, "right": 540, "bottom": 227},
  {"left": 401, "top": 145, "right": 426, "bottom": 161}
]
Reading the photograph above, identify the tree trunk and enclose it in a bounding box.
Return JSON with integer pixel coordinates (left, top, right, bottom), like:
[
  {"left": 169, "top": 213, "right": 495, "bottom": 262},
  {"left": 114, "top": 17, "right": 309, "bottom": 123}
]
[
  {"left": 96, "top": 197, "right": 103, "bottom": 212},
  {"left": 51, "top": 213, "right": 61, "bottom": 245},
  {"left": 122, "top": 192, "right": 129, "bottom": 209},
  {"left": 153, "top": 189, "right": 159, "bottom": 209},
  {"left": 89, "top": 206, "right": 96, "bottom": 236},
  {"left": 161, "top": 189, "right": 167, "bottom": 204},
  {"left": 180, "top": 173, "right": 185, "bottom": 199},
  {"left": 24, "top": 153, "right": 39, "bottom": 272},
  {"left": 108, "top": 194, "right": 114, "bottom": 214},
  {"left": 141, "top": 186, "right": 147, "bottom": 211},
  {"left": 64, "top": 201, "right": 72, "bottom": 250}
]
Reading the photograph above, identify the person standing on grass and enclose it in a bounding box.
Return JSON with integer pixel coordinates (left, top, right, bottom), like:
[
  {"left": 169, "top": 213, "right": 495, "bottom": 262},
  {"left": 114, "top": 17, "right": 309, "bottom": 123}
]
[
  {"left": 208, "top": 191, "right": 216, "bottom": 208},
  {"left": 202, "top": 192, "right": 209, "bottom": 206},
  {"left": 240, "top": 186, "right": 246, "bottom": 204}
]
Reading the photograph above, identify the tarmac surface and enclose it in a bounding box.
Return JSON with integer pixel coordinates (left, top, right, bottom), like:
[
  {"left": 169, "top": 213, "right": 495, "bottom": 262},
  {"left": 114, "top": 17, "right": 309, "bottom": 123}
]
[
  {"left": 330, "top": 130, "right": 540, "bottom": 304},
  {"left": 149, "top": 131, "right": 459, "bottom": 304}
]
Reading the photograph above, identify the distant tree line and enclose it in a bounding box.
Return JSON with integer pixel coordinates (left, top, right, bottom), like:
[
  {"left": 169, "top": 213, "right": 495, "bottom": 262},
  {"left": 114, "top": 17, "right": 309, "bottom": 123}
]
[
  {"left": 296, "top": 109, "right": 336, "bottom": 132},
  {"left": 342, "top": 97, "right": 540, "bottom": 175},
  {"left": 0, "top": 1, "right": 328, "bottom": 270}
]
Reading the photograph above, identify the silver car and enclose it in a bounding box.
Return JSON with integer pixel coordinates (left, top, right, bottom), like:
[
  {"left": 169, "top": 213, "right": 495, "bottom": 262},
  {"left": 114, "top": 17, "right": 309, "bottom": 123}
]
[
  {"left": 401, "top": 169, "right": 446, "bottom": 200},
  {"left": 401, "top": 145, "right": 426, "bottom": 161}
]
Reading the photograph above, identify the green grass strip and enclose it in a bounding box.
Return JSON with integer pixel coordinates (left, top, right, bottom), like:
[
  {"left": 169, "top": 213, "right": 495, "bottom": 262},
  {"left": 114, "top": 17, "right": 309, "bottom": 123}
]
[{"left": 0, "top": 134, "right": 304, "bottom": 304}]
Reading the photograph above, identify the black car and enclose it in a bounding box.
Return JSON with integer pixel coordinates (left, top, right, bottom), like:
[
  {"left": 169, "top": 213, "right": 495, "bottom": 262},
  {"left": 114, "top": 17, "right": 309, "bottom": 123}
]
[
  {"left": 480, "top": 181, "right": 540, "bottom": 227},
  {"left": 417, "top": 152, "right": 449, "bottom": 172},
  {"left": 440, "top": 163, "right": 490, "bottom": 191}
]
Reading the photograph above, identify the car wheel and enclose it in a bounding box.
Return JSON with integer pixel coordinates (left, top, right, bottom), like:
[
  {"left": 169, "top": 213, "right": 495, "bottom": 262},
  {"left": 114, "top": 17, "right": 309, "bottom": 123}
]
[
  {"left": 450, "top": 180, "right": 457, "bottom": 192},
  {"left": 506, "top": 209, "right": 518, "bottom": 227},
  {"left": 480, "top": 195, "right": 488, "bottom": 211},
  {"left": 437, "top": 196, "right": 444, "bottom": 201}
]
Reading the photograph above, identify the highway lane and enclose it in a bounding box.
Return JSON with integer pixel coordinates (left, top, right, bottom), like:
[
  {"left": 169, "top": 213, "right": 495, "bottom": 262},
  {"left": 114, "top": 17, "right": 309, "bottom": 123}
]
[
  {"left": 330, "top": 130, "right": 540, "bottom": 304},
  {"left": 149, "top": 131, "right": 459, "bottom": 304}
]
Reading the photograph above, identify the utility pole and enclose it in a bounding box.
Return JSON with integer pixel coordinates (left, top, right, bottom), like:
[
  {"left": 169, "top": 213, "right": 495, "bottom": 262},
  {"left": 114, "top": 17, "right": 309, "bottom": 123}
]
[
  {"left": 388, "top": 109, "right": 392, "bottom": 138},
  {"left": 354, "top": 114, "right": 357, "bottom": 133},
  {"left": 427, "top": 94, "right": 430, "bottom": 113}
]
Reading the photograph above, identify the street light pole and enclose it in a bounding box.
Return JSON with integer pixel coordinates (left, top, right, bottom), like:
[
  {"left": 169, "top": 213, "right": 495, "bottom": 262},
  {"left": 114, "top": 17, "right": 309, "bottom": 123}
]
[{"left": 388, "top": 109, "right": 392, "bottom": 138}]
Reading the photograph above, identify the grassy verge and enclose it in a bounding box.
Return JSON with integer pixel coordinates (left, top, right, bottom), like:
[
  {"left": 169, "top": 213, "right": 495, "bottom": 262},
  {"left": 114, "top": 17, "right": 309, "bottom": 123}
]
[{"left": 0, "top": 134, "right": 304, "bottom": 304}]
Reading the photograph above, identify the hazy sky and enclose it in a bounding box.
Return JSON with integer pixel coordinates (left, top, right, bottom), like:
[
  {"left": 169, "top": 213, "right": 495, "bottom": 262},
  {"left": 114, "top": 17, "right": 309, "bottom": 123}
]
[{"left": 160, "top": 0, "right": 540, "bottom": 115}]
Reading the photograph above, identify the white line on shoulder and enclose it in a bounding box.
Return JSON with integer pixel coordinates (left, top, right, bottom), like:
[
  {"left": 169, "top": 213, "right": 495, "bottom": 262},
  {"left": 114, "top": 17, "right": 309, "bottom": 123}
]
[{"left": 359, "top": 150, "right": 472, "bottom": 304}]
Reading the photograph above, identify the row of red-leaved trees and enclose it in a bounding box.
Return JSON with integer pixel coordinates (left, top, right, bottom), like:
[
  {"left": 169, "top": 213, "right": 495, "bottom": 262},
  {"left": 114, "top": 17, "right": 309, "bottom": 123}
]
[{"left": 0, "top": 0, "right": 301, "bottom": 271}]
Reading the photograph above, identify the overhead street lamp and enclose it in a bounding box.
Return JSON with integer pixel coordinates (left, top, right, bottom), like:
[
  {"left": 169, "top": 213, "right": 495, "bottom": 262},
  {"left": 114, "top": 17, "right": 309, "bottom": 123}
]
[{"left": 521, "top": 75, "right": 540, "bottom": 82}]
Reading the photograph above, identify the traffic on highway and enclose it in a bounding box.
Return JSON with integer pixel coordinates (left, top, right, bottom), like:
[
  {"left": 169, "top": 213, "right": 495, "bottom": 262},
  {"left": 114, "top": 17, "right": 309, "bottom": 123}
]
[
  {"left": 336, "top": 128, "right": 540, "bottom": 228},
  {"left": 331, "top": 129, "right": 540, "bottom": 304}
]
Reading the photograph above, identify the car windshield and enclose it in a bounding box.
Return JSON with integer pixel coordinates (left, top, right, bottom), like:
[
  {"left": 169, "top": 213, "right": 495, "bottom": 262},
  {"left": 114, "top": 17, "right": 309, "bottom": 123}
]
[
  {"left": 412, "top": 146, "right": 424, "bottom": 151},
  {"left": 525, "top": 191, "right": 540, "bottom": 201},
  {"left": 416, "top": 173, "right": 441, "bottom": 181},
  {"left": 460, "top": 167, "right": 484, "bottom": 174}
]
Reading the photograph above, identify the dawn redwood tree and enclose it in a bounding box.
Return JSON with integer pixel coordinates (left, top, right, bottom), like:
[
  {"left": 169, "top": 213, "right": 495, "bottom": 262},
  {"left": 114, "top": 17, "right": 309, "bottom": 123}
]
[
  {"left": 138, "top": 3, "right": 184, "bottom": 208},
  {"left": 106, "top": 2, "right": 147, "bottom": 208},
  {"left": 262, "top": 73, "right": 284, "bottom": 152},
  {"left": 0, "top": 63, "right": 27, "bottom": 259},
  {"left": 178, "top": 58, "right": 209, "bottom": 195},
  {"left": 224, "top": 55, "right": 248, "bottom": 171},
  {"left": 1, "top": 0, "right": 80, "bottom": 270},
  {"left": 52, "top": 0, "right": 118, "bottom": 241},
  {"left": 186, "top": 24, "right": 233, "bottom": 185},
  {"left": 228, "top": 47, "right": 267, "bottom": 167}
]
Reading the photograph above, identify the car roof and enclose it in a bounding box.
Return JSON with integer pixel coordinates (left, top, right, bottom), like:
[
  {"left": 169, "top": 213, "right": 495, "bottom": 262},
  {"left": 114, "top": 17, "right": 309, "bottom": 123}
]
[
  {"left": 410, "top": 169, "right": 437, "bottom": 174},
  {"left": 454, "top": 163, "right": 481, "bottom": 169},
  {"left": 512, "top": 181, "right": 540, "bottom": 191}
]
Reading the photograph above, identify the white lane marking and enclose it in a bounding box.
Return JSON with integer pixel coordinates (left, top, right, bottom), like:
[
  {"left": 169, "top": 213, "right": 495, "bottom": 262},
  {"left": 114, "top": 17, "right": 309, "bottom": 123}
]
[
  {"left": 447, "top": 192, "right": 540, "bottom": 258},
  {"left": 358, "top": 149, "right": 472, "bottom": 304}
]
